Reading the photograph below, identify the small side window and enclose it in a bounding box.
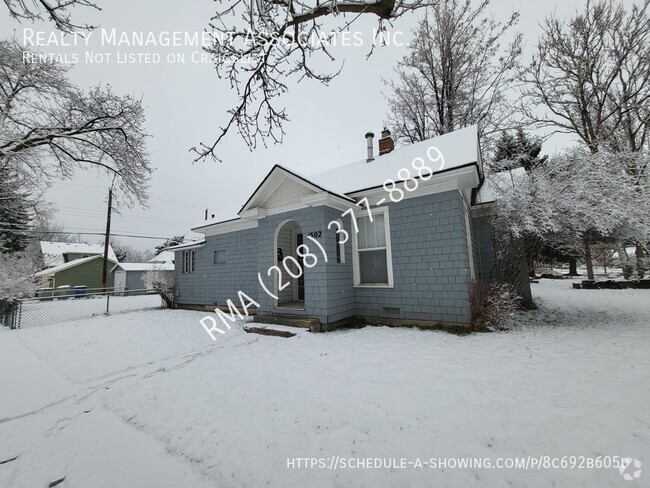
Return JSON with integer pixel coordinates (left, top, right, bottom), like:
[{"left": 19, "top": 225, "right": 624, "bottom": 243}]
[{"left": 214, "top": 249, "right": 226, "bottom": 265}]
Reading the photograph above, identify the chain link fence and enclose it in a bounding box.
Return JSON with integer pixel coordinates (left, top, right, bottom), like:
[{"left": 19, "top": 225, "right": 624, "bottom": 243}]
[{"left": 1, "top": 289, "right": 168, "bottom": 329}]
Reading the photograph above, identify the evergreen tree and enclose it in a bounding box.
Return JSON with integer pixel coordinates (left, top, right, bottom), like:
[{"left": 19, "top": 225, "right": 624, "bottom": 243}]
[
  {"left": 155, "top": 236, "right": 185, "bottom": 256},
  {"left": 0, "top": 167, "right": 32, "bottom": 253},
  {"left": 493, "top": 128, "right": 547, "bottom": 172}
]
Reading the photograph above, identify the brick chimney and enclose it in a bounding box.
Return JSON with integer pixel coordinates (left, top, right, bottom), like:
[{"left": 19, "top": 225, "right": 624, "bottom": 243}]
[{"left": 378, "top": 128, "right": 395, "bottom": 155}]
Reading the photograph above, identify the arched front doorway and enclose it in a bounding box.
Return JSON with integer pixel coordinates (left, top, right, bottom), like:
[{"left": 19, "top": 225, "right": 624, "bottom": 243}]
[{"left": 274, "top": 220, "right": 305, "bottom": 310}]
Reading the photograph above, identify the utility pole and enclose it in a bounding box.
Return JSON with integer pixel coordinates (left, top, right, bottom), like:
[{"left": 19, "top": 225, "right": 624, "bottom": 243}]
[{"left": 101, "top": 186, "right": 113, "bottom": 290}]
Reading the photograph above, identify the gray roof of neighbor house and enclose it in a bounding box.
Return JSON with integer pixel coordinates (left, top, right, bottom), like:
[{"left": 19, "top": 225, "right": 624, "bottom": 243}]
[{"left": 39, "top": 241, "right": 118, "bottom": 267}]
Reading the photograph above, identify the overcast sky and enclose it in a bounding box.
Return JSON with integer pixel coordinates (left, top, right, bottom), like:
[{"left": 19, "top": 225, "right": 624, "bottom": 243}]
[{"left": 1, "top": 0, "right": 601, "bottom": 252}]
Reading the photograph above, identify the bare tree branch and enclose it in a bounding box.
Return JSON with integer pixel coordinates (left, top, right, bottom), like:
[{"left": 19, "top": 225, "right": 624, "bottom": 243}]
[
  {"left": 382, "top": 0, "right": 522, "bottom": 150},
  {"left": 0, "top": 39, "right": 151, "bottom": 207},
  {"left": 192, "top": 0, "right": 436, "bottom": 162},
  {"left": 3, "top": 0, "right": 100, "bottom": 32},
  {"left": 522, "top": 0, "right": 650, "bottom": 159}
]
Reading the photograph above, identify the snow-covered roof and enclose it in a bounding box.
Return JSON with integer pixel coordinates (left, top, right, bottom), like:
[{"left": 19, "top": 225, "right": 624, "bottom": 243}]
[
  {"left": 148, "top": 251, "right": 175, "bottom": 265},
  {"left": 310, "top": 125, "right": 481, "bottom": 195},
  {"left": 166, "top": 239, "right": 206, "bottom": 251},
  {"left": 34, "top": 255, "right": 118, "bottom": 277},
  {"left": 475, "top": 167, "right": 527, "bottom": 205},
  {"left": 192, "top": 126, "right": 481, "bottom": 231},
  {"left": 117, "top": 262, "right": 174, "bottom": 272},
  {"left": 40, "top": 241, "right": 118, "bottom": 267}
]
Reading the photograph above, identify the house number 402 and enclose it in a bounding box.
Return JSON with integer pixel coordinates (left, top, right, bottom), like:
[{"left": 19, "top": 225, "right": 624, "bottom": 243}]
[{"left": 307, "top": 231, "right": 322, "bottom": 238}]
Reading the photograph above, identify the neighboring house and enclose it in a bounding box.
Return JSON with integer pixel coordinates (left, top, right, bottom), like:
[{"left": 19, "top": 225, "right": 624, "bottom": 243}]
[
  {"left": 114, "top": 262, "right": 175, "bottom": 292},
  {"left": 35, "top": 241, "right": 119, "bottom": 291},
  {"left": 39, "top": 241, "right": 118, "bottom": 268},
  {"left": 171, "top": 126, "right": 527, "bottom": 328},
  {"left": 148, "top": 251, "right": 175, "bottom": 266},
  {"left": 34, "top": 255, "right": 119, "bottom": 290}
]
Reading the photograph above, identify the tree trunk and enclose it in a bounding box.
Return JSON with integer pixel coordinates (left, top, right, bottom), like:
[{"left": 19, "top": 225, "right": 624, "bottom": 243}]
[
  {"left": 619, "top": 244, "right": 633, "bottom": 279},
  {"left": 584, "top": 240, "right": 595, "bottom": 281},
  {"left": 568, "top": 258, "right": 578, "bottom": 276},
  {"left": 636, "top": 243, "right": 646, "bottom": 278}
]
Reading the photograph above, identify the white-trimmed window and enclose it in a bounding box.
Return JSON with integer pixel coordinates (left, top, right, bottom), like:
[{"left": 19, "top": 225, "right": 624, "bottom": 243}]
[
  {"left": 353, "top": 207, "right": 393, "bottom": 287},
  {"left": 183, "top": 249, "right": 196, "bottom": 273}
]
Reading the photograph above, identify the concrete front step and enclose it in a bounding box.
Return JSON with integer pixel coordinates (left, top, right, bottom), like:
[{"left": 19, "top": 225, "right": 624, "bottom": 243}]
[{"left": 253, "top": 314, "right": 320, "bottom": 331}]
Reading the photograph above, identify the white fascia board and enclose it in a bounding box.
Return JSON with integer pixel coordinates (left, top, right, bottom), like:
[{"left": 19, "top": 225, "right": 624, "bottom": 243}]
[
  {"left": 237, "top": 193, "right": 353, "bottom": 221},
  {"left": 239, "top": 208, "right": 268, "bottom": 220},
  {"left": 299, "top": 192, "right": 352, "bottom": 211},
  {"left": 348, "top": 165, "right": 480, "bottom": 205},
  {"left": 201, "top": 219, "right": 258, "bottom": 237}
]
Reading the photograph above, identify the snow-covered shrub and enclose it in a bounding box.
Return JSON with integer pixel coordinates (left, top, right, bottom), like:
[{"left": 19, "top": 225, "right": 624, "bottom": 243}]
[
  {"left": 144, "top": 265, "right": 175, "bottom": 308},
  {"left": 0, "top": 251, "right": 39, "bottom": 299},
  {"left": 470, "top": 281, "right": 520, "bottom": 331}
]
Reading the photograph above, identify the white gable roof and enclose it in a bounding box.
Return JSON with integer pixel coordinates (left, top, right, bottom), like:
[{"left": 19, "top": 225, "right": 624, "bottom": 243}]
[
  {"left": 238, "top": 165, "right": 353, "bottom": 215},
  {"left": 310, "top": 125, "right": 481, "bottom": 195},
  {"left": 40, "top": 241, "right": 118, "bottom": 267},
  {"left": 192, "top": 125, "right": 481, "bottom": 232}
]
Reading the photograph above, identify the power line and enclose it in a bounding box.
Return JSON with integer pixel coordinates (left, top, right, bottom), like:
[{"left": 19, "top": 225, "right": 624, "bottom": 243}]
[
  {"left": 0, "top": 227, "right": 174, "bottom": 240},
  {"left": 49, "top": 181, "right": 207, "bottom": 208}
]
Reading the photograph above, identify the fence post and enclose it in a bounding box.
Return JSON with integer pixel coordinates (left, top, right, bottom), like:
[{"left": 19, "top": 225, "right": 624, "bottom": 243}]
[
  {"left": 105, "top": 291, "right": 110, "bottom": 316},
  {"left": 11, "top": 300, "right": 20, "bottom": 329}
]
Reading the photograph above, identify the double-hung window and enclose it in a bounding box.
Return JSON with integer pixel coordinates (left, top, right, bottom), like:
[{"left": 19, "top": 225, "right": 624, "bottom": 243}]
[
  {"left": 183, "top": 249, "right": 196, "bottom": 273},
  {"left": 353, "top": 207, "right": 393, "bottom": 287}
]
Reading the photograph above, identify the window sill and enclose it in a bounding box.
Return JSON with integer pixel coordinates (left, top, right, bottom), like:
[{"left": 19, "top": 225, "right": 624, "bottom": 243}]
[{"left": 354, "top": 284, "right": 394, "bottom": 289}]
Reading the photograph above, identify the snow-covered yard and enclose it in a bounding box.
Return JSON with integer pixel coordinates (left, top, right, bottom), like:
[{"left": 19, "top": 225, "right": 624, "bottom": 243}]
[{"left": 1, "top": 279, "right": 648, "bottom": 487}]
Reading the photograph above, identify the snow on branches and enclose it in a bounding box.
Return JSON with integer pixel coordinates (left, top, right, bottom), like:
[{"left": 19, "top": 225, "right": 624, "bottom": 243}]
[
  {"left": 493, "top": 149, "right": 650, "bottom": 261},
  {"left": 0, "top": 39, "right": 151, "bottom": 207}
]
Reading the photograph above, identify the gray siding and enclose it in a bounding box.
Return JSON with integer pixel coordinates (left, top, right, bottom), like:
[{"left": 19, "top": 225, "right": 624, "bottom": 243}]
[
  {"left": 175, "top": 190, "right": 475, "bottom": 325},
  {"left": 354, "top": 190, "right": 472, "bottom": 325},
  {"left": 254, "top": 207, "right": 331, "bottom": 322},
  {"left": 322, "top": 208, "right": 355, "bottom": 323},
  {"left": 126, "top": 270, "right": 145, "bottom": 290},
  {"left": 174, "top": 228, "right": 259, "bottom": 307}
]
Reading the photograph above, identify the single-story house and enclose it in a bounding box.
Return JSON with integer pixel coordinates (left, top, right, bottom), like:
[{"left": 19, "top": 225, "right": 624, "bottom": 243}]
[
  {"left": 171, "top": 126, "right": 527, "bottom": 328},
  {"left": 114, "top": 262, "right": 175, "bottom": 292},
  {"left": 34, "top": 255, "right": 119, "bottom": 291}
]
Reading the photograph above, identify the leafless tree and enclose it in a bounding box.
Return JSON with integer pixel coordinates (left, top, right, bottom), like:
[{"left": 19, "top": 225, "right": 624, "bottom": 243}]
[
  {"left": 193, "top": 0, "right": 439, "bottom": 162},
  {"left": 524, "top": 0, "right": 650, "bottom": 158},
  {"left": 0, "top": 39, "right": 151, "bottom": 207},
  {"left": 383, "top": 0, "right": 522, "bottom": 147},
  {"left": 3, "top": 0, "right": 100, "bottom": 32},
  {"left": 523, "top": 0, "right": 650, "bottom": 276}
]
